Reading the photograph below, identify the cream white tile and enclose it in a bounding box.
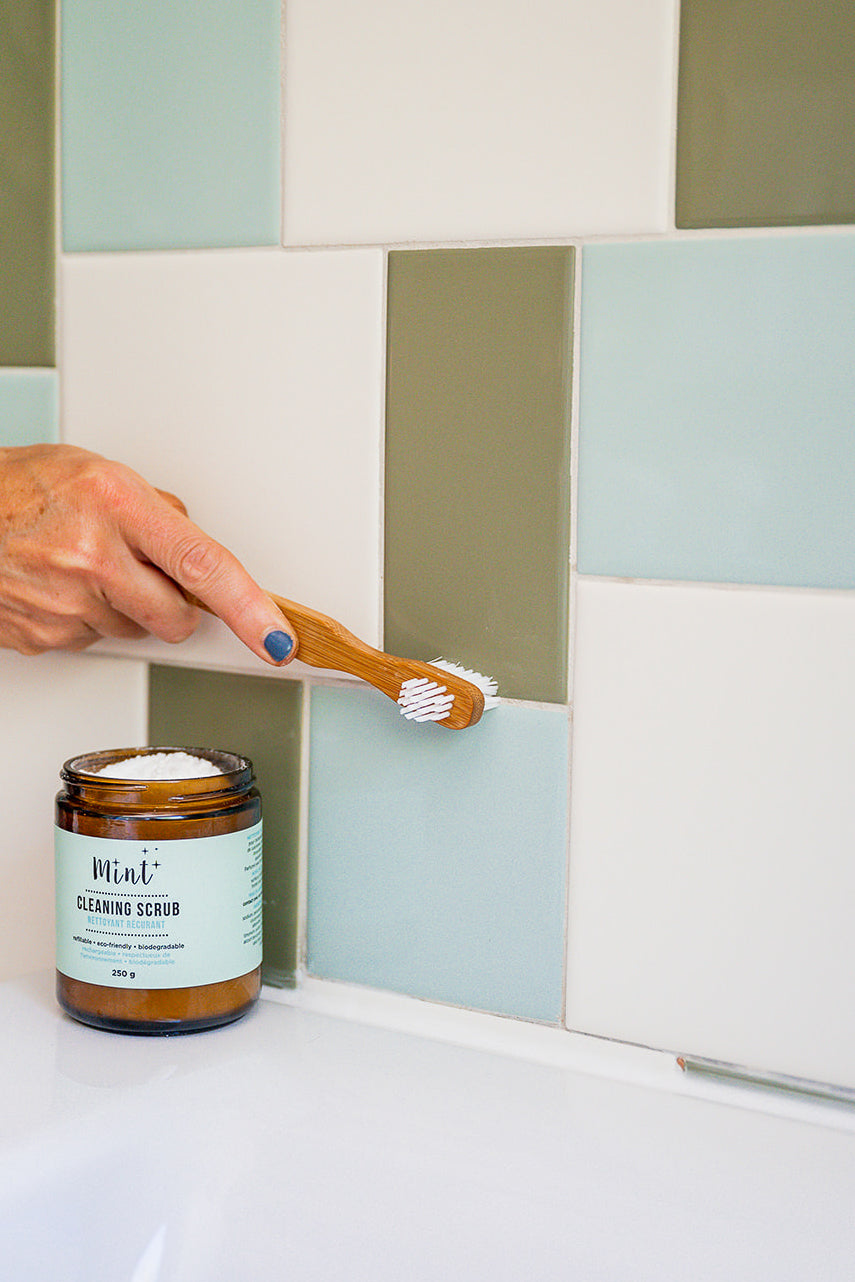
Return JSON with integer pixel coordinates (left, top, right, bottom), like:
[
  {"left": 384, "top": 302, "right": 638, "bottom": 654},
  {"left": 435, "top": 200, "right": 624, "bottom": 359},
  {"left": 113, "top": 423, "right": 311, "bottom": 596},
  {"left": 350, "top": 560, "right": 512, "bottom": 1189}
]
[
  {"left": 282, "top": 0, "right": 675, "bottom": 244},
  {"left": 61, "top": 249, "right": 385, "bottom": 672},
  {"left": 0, "top": 651, "right": 147, "bottom": 979},
  {"left": 567, "top": 578, "right": 855, "bottom": 1088}
]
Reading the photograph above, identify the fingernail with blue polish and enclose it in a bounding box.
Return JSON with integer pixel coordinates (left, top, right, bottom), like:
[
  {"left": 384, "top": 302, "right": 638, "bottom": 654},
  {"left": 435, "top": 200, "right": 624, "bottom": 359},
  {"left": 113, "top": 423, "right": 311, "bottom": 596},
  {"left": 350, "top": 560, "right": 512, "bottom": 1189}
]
[{"left": 264, "top": 630, "right": 294, "bottom": 662}]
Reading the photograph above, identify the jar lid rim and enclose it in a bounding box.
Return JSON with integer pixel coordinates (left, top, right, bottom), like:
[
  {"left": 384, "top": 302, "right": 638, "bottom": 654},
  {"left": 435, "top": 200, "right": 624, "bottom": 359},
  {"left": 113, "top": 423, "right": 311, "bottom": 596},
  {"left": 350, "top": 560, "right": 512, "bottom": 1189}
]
[{"left": 60, "top": 746, "right": 252, "bottom": 789}]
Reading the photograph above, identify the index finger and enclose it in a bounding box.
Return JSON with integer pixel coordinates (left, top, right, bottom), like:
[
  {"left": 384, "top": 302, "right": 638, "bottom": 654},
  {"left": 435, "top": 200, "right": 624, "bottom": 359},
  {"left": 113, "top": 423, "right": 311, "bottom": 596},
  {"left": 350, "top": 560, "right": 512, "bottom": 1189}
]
[{"left": 127, "top": 498, "right": 297, "bottom": 667}]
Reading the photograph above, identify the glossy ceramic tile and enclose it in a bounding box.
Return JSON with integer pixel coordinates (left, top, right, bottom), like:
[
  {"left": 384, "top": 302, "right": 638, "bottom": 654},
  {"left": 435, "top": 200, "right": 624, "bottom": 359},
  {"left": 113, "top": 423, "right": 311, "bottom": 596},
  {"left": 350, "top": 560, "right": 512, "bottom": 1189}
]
[
  {"left": 677, "top": 0, "right": 855, "bottom": 228},
  {"left": 282, "top": 0, "right": 674, "bottom": 243},
  {"left": 307, "top": 686, "right": 568, "bottom": 1022},
  {"left": 61, "top": 1, "right": 281, "bottom": 251},
  {"left": 0, "top": 0, "right": 54, "bottom": 365},
  {"left": 566, "top": 577, "right": 855, "bottom": 1087},
  {"left": 578, "top": 234, "right": 855, "bottom": 589},
  {"left": 0, "top": 651, "right": 146, "bottom": 980},
  {"left": 62, "top": 248, "right": 385, "bottom": 670},
  {"left": 385, "top": 248, "right": 572, "bottom": 703},
  {"left": 148, "top": 666, "right": 302, "bottom": 986},
  {"left": 0, "top": 370, "right": 58, "bottom": 446}
]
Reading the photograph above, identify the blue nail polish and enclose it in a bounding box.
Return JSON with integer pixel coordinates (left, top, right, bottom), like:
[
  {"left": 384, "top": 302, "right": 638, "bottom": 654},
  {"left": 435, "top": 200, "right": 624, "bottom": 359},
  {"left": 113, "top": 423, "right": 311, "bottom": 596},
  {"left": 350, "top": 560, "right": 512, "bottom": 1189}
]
[{"left": 264, "top": 630, "right": 294, "bottom": 662}]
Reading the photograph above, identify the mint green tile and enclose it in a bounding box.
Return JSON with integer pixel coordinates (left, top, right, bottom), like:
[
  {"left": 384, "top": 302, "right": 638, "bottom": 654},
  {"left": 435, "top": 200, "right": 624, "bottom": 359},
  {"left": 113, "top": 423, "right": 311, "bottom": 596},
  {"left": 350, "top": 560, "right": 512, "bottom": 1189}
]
[
  {"left": 148, "top": 667, "right": 302, "bottom": 987},
  {"left": 307, "top": 686, "right": 568, "bottom": 1023},
  {"left": 0, "top": 0, "right": 55, "bottom": 365},
  {"left": 385, "top": 248, "right": 573, "bottom": 705},
  {"left": 61, "top": 1, "right": 281, "bottom": 251},
  {"left": 578, "top": 234, "right": 855, "bottom": 588},
  {"left": 0, "top": 370, "right": 58, "bottom": 445},
  {"left": 677, "top": 0, "right": 855, "bottom": 227}
]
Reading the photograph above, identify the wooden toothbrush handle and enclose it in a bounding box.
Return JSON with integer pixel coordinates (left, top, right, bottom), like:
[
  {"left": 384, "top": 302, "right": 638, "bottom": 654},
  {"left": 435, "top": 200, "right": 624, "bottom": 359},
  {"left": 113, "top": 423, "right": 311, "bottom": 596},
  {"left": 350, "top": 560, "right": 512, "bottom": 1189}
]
[
  {"left": 268, "top": 592, "right": 400, "bottom": 688},
  {"left": 266, "top": 592, "right": 484, "bottom": 728},
  {"left": 185, "top": 590, "right": 484, "bottom": 728}
]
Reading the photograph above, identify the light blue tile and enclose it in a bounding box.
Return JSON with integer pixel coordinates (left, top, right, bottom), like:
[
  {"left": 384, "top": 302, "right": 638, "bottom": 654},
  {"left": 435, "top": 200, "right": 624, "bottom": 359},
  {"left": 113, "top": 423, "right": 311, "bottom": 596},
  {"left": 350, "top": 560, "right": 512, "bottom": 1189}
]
[
  {"left": 578, "top": 235, "right": 855, "bottom": 588},
  {"left": 61, "top": 1, "right": 281, "bottom": 251},
  {"left": 0, "top": 369, "right": 58, "bottom": 445},
  {"left": 307, "top": 687, "right": 568, "bottom": 1023}
]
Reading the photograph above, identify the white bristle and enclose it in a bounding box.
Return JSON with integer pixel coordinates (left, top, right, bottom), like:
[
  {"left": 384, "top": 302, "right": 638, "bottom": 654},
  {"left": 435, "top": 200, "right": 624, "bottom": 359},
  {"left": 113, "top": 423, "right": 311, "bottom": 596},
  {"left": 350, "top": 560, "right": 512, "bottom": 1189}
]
[
  {"left": 395, "top": 660, "right": 500, "bottom": 723},
  {"left": 396, "top": 677, "right": 452, "bottom": 721},
  {"left": 429, "top": 659, "right": 500, "bottom": 709}
]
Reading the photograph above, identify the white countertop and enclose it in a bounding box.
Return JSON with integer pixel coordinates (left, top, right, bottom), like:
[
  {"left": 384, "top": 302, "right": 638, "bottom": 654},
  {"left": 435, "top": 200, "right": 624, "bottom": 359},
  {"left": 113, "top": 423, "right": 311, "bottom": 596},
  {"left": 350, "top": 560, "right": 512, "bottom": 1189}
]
[{"left": 1, "top": 972, "right": 853, "bottom": 1281}]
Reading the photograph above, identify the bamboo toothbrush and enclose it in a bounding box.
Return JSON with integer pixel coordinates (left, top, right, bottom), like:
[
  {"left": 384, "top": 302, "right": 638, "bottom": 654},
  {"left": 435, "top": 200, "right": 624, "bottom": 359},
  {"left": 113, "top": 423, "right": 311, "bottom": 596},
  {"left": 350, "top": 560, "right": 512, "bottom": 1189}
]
[{"left": 189, "top": 590, "right": 498, "bottom": 729}]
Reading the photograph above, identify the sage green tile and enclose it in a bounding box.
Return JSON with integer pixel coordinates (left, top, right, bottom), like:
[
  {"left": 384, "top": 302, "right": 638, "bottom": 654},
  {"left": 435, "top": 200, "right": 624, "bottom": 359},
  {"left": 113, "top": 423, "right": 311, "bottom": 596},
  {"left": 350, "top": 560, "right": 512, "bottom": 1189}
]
[
  {"left": 148, "top": 667, "right": 302, "bottom": 987},
  {"left": 385, "top": 248, "right": 573, "bottom": 704},
  {"left": 677, "top": 0, "right": 855, "bottom": 228},
  {"left": 0, "top": 0, "right": 55, "bottom": 365}
]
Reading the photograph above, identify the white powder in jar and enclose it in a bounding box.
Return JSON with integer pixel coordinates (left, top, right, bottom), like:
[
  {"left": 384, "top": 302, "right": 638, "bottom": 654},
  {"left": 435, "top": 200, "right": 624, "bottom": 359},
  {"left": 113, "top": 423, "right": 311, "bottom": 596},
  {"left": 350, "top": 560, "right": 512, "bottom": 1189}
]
[{"left": 94, "top": 751, "right": 224, "bottom": 780}]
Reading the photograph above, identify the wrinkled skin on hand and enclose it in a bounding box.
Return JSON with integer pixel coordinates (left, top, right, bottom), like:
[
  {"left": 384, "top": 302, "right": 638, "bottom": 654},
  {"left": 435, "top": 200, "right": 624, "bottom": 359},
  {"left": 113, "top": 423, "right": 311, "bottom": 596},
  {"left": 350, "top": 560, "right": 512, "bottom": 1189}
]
[{"left": 0, "top": 444, "right": 294, "bottom": 663}]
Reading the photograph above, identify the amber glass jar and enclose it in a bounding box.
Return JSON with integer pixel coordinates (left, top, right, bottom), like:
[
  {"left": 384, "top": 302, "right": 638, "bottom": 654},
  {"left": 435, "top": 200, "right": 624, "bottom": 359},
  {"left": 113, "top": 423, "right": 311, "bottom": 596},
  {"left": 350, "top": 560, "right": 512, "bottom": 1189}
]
[{"left": 55, "top": 747, "right": 262, "bottom": 1035}]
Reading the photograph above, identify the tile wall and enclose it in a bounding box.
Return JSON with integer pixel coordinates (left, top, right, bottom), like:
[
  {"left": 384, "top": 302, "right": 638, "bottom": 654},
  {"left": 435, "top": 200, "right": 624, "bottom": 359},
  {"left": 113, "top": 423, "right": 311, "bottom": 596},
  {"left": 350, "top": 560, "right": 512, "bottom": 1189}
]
[
  {"left": 0, "top": 0, "right": 54, "bottom": 366},
  {"left": 2, "top": 1, "right": 854, "bottom": 1086}
]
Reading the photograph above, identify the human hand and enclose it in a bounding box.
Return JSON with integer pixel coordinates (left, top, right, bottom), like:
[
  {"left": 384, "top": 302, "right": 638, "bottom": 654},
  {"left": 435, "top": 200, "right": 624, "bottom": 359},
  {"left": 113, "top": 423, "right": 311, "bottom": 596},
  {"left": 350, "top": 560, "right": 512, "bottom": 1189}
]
[{"left": 0, "top": 443, "right": 296, "bottom": 663}]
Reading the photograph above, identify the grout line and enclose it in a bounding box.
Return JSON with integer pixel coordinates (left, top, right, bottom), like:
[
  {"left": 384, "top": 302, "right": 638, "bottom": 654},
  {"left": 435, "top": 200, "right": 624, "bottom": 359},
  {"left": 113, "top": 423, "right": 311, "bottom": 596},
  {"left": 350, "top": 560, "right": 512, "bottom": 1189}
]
[
  {"left": 278, "top": 0, "right": 287, "bottom": 248},
  {"left": 377, "top": 250, "right": 389, "bottom": 646},
  {"left": 576, "top": 223, "right": 855, "bottom": 245},
  {"left": 285, "top": 223, "right": 855, "bottom": 251},
  {"left": 296, "top": 672, "right": 570, "bottom": 715},
  {"left": 559, "top": 695, "right": 573, "bottom": 1026},
  {"left": 666, "top": 0, "right": 682, "bottom": 233},
  {"left": 54, "top": 0, "right": 65, "bottom": 440},
  {"left": 58, "top": 222, "right": 855, "bottom": 269},
  {"left": 577, "top": 573, "right": 855, "bottom": 599},
  {"left": 568, "top": 250, "right": 582, "bottom": 579},
  {"left": 561, "top": 246, "right": 584, "bottom": 1029},
  {"left": 295, "top": 678, "right": 312, "bottom": 971}
]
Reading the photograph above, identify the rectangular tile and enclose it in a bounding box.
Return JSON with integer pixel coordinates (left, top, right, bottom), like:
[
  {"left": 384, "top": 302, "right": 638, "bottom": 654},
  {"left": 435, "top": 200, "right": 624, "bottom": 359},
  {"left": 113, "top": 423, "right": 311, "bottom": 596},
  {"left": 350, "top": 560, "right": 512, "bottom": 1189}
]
[
  {"left": 282, "top": 0, "right": 674, "bottom": 243},
  {"left": 385, "top": 248, "right": 573, "bottom": 703},
  {"left": 62, "top": 248, "right": 385, "bottom": 671},
  {"left": 0, "top": 370, "right": 58, "bottom": 446},
  {"left": 307, "top": 687, "right": 568, "bottom": 1022},
  {"left": 0, "top": 0, "right": 54, "bottom": 364},
  {"left": 148, "top": 665, "right": 303, "bottom": 987},
  {"left": 578, "top": 234, "right": 855, "bottom": 589},
  {"left": 566, "top": 577, "right": 855, "bottom": 1087},
  {"left": 0, "top": 651, "right": 146, "bottom": 979},
  {"left": 61, "top": 1, "right": 281, "bottom": 250},
  {"left": 677, "top": 0, "right": 855, "bottom": 227}
]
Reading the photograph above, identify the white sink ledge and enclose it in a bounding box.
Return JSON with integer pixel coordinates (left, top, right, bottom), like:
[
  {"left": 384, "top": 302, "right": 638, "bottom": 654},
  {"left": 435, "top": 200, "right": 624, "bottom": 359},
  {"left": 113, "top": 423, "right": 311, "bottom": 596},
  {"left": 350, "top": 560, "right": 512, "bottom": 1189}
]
[{"left": 0, "top": 972, "right": 853, "bottom": 1281}]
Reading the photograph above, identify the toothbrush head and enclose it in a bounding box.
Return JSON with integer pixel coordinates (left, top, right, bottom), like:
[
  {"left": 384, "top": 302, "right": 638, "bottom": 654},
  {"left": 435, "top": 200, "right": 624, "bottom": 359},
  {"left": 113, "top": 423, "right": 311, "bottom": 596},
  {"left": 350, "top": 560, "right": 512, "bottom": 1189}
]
[{"left": 396, "top": 659, "right": 499, "bottom": 726}]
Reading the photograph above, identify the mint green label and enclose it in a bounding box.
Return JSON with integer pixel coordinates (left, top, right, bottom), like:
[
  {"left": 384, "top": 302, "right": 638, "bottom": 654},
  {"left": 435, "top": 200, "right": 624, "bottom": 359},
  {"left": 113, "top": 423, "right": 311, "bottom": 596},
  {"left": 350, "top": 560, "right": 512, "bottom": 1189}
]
[{"left": 55, "top": 823, "right": 263, "bottom": 989}]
